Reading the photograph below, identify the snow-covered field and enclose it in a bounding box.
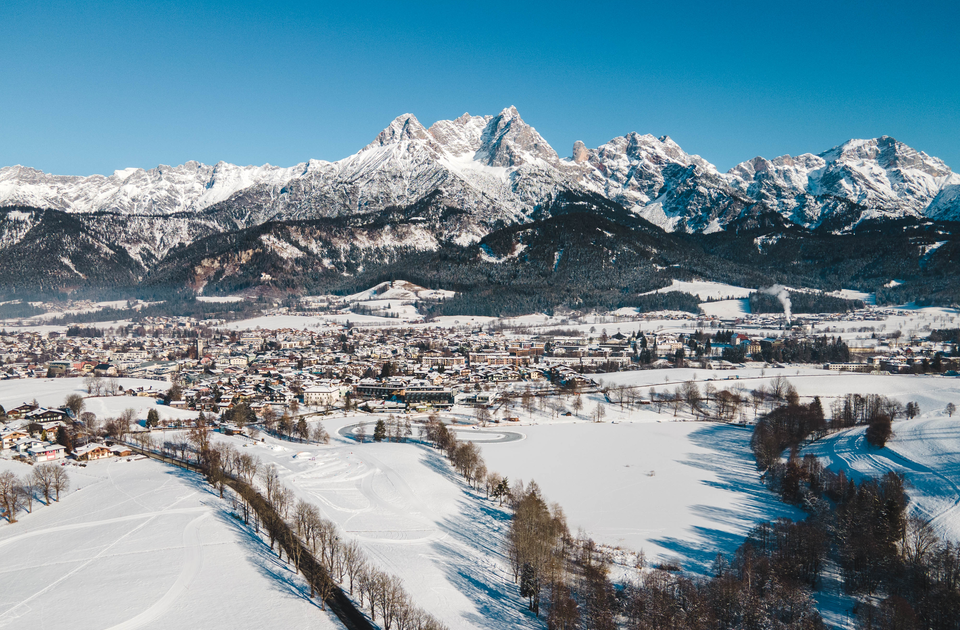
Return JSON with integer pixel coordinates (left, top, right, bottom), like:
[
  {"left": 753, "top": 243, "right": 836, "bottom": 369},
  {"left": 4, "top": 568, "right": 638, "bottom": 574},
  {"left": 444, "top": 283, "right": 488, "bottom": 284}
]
[
  {"left": 207, "top": 418, "right": 538, "bottom": 629},
  {"left": 0, "top": 457, "right": 344, "bottom": 630},
  {"left": 480, "top": 421, "right": 802, "bottom": 573},
  {"left": 644, "top": 279, "right": 754, "bottom": 301},
  {"left": 0, "top": 378, "right": 194, "bottom": 425}
]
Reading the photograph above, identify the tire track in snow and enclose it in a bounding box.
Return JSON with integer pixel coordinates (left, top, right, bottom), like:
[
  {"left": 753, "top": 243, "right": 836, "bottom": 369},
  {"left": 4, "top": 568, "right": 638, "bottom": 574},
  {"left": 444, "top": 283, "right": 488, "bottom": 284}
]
[{"left": 0, "top": 507, "right": 207, "bottom": 550}]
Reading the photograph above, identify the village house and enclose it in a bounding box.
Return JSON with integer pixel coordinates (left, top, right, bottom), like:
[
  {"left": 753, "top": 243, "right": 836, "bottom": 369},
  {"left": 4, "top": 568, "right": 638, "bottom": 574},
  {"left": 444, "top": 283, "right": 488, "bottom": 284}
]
[
  {"left": 29, "top": 443, "right": 67, "bottom": 462},
  {"left": 74, "top": 442, "right": 113, "bottom": 461}
]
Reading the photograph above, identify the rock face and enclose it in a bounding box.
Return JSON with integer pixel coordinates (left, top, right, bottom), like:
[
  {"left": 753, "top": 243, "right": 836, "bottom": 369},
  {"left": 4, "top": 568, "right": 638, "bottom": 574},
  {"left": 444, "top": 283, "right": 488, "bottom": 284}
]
[
  {"left": 0, "top": 109, "right": 958, "bottom": 265},
  {"left": 726, "top": 136, "right": 960, "bottom": 230}
]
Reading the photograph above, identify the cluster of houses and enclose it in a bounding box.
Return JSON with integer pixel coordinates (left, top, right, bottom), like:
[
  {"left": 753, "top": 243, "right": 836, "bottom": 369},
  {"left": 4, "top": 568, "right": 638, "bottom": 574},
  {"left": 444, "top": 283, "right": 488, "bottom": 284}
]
[
  {"left": 0, "top": 304, "right": 951, "bottom": 434},
  {"left": 0, "top": 403, "right": 132, "bottom": 463}
]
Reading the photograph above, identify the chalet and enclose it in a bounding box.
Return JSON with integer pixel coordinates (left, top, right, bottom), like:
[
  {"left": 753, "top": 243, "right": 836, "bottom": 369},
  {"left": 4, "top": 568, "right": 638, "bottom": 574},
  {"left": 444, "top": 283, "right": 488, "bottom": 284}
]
[
  {"left": 0, "top": 429, "right": 29, "bottom": 449},
  {"left": 110, "top": 445, "right": 133, "bottom": 457},
  {"left": 27, "top": 419, "right": 67, "bottom": 440},
  {"left": 7, "top": 402, "right": 39, "bottom": 420},
  {"left": 26, "top": 407, "right": 71, "bottom": 422},
  {"left": 74, "top": 442, "right": 113, "bottom": 461}
]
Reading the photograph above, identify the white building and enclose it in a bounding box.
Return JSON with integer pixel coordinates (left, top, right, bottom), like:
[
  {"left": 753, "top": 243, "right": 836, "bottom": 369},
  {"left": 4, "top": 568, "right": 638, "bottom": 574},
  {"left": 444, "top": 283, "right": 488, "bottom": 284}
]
[
  {"left": 28, "top": 443, "right": 67, "bottom": 462},
  {"left": 303, "top": 385, "right": 340, "bottom": 408}
]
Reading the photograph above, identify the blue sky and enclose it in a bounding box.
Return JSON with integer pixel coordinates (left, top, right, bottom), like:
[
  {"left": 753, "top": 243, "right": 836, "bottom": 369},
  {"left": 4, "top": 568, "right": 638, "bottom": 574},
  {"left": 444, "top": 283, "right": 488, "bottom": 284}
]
[{"left": 3, "top": 0, "right": 958, "bottom": 175}]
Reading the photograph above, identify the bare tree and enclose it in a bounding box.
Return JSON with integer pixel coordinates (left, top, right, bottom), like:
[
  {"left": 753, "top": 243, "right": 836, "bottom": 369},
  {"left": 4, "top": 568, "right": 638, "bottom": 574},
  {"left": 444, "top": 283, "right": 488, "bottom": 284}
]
[
  {"left": 189, "top": 411, "right": 211, "bottom": 465},
  {"left": 751, "top": 385, "right": 767, "bottom": 418},
  {"left": 593, "top": 402, "right": 606, "bottom": 423},
  {"left": 670, "top": 388, "right": 683, "bottom": 417},
  {"left": 260, "top": 465, "right": 282, "bottom": 505},
  {"left": 0, "top": 470, "right": 20, "bottom": 522},
  {"left": 901, "top": 514, "right": 939, "bottom": 563},
  {"left": 261, "top": 405, "right": 278, "bottom": 434},
  {"left": 475, "top": 406, "right": 491, "bottom": 427},
  {"left": 32, "top": 464, "right": 57, "bottom": 504},
  {"left": 680, "top": 381, "right": 702, "bottom": 418},
  {"left": 770, "top": 375, "right": 788, "bottom": 402},
  {"left": 119, "top": 408, "right": 137, "bottom": 435},
  {"left": 64, "top": 393, "right": 85, "bottom": 416},
  {"left": 572, "top": 394, "right": 583, "bottom": 417},
  {"left": 79, "top": 411, "right": 99, "bottom": 436},
  {"left": 311, "top": 422, "right": 330, "bottom": 444},
  {"left": 51, "top": 466, "right": 69, "bottom": 501},
  {"left": 17, "top": 477, "right": 35, "bottom": 513},
  {"left": 342, "top": 539, "right": 366, "bottom": 595},
  {"left": 521, "top": 389, "right": 535, "bottom": 416}
]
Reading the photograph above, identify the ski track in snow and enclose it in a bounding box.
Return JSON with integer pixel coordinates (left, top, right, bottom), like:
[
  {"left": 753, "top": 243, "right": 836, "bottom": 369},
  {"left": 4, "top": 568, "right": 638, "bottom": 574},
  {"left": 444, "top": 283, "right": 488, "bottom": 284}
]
[
  {"left": 0, "top": 485, "right": 200, "bottom": 626},
  {"left": 815, "top": 418, "right": 960, "bottom": 541},
  {"left": 103, "top": 513, "right": 208, "bottom": 630}
]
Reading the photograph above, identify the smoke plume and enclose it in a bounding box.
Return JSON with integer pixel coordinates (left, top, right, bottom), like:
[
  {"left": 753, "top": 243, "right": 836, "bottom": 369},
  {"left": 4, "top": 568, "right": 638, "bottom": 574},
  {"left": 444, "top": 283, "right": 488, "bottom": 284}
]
[{"left": 763, "top": 285, "right": 792, "bottom": 322}]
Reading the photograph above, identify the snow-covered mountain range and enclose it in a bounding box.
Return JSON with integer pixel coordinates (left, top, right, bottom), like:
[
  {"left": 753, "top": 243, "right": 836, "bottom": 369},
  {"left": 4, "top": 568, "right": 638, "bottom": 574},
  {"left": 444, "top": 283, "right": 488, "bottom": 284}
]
[
  {"left": 0, "top": 107, "right": 958, "bottom": 297},
  {"left": 2, "top": 106, "right": 957, "bottom": 241}
]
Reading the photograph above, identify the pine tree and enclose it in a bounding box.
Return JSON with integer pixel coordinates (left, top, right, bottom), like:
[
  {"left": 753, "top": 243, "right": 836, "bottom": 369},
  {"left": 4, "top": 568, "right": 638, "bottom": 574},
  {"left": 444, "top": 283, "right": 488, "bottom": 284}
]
[{"left": 373, "top": 419, "right": 386, "bottom": 442}]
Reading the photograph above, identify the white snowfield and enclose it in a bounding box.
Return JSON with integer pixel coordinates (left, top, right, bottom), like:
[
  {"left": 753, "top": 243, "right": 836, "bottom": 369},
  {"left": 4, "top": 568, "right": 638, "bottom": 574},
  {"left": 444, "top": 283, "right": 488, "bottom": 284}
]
[
  {"left": 0, "top": 457, "right": 344, "bottom": 630},
  {"left": 481, "top": 421, "right": 803, "bottom": 573},
  {"left": 208, "top": 421, "right": 538, "bottom": 630}
]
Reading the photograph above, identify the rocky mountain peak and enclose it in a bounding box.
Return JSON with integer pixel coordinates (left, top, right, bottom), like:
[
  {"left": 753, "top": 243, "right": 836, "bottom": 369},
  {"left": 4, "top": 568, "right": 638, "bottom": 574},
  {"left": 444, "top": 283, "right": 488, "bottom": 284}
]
[
  {"left": 427, "top": 113, "right": 492, "bottom": 157},
  {"left": 368, "top": 114, "right": 434, "bottom": 149},
  {"left": 474, "top": 106, "right": 559, "bottom": 167}
]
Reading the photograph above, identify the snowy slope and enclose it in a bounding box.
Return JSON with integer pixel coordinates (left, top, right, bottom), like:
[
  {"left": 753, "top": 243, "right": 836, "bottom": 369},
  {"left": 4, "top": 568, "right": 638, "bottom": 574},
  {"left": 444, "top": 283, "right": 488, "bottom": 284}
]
[
  {"left": 208, "top": 421, "right": 539, "bottom": 630},
  {"left": 805, "top": 417, "right": 960, "bottom": 543},
  {"left": 0, "top": 457, "right": 344, "bottom": 630}
]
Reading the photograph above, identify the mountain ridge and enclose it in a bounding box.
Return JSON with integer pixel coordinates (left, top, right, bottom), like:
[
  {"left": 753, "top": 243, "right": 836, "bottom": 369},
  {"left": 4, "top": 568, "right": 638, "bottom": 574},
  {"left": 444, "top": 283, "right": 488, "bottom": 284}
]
[
  {"left": 3, "top": 107, "right": 957, "bottom": 236},
  {"left": 0, "top": 108, "right": 958, "bottom": 310}
]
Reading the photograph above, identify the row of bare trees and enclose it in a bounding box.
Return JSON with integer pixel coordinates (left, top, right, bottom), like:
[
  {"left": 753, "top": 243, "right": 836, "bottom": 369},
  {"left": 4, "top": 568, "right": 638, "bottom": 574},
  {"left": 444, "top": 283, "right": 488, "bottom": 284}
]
[
  {"left": 0, "top": 464, "right": 70, "bottom": 523},
  {"left": 262, "top": 406, "right": 330, "bottom": 444},
  {"left": 247, "top": 465, "right": 449, "bottom": 629},
  {"left": 155, "top": 425, "right": 448, "bottom": 630},
  {"left": 291, "top": 499, "right": 445, "bottom": 629},
  {"left": 423, "top": 414, "right": 510, "bottom": 503}
]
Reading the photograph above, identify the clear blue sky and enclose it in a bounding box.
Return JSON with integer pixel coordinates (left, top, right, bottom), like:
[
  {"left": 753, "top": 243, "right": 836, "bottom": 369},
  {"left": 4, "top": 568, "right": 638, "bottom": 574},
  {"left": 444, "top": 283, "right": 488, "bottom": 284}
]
[{"left": 3, "top": 0, "right": 958, "bottom": 175}]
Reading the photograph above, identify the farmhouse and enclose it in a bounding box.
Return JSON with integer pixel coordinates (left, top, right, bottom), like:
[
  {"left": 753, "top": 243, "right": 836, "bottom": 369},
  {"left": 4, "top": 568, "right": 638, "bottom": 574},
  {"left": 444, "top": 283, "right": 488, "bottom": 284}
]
[{"left": 0, "top": 429, "right": 29, "bottom": 449}]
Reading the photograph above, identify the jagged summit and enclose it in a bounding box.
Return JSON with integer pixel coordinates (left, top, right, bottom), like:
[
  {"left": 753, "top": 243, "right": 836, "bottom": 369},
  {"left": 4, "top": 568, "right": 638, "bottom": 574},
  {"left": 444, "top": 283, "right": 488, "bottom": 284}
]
[
  {"left": 0, "top": 110, "right": 957, "bottom": 241},
  {"left": 367, "top": 114, "right": 436, "bottom": 149}
]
